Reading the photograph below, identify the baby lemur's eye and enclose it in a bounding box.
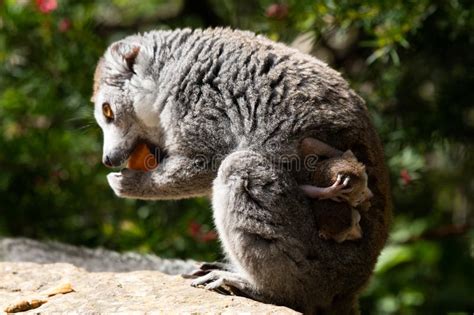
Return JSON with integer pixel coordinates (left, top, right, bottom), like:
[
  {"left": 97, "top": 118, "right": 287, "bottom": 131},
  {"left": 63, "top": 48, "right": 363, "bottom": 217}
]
[{"left": 102, "top": 102, "right": 114, "bottom": 122}]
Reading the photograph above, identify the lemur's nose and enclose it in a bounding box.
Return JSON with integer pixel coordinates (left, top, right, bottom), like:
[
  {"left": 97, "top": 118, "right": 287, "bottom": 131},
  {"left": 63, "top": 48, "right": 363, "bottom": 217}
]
[{"left": 103, "top": 155, "right": 114, "bottom": 168}]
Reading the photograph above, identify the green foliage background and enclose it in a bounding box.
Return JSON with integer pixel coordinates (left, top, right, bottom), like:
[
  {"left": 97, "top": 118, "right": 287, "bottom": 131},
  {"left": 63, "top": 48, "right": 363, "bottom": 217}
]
[{"left": 1, "top": 0, "right": 473, "bottom": 313}]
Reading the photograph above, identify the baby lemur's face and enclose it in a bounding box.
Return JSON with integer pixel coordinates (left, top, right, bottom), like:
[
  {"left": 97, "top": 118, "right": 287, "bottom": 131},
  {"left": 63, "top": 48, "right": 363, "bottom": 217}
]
[
  {"left": 92, "top": 38, "right": 164, "bottom": 168},
  {"left": 345, "top": 169, "right": 373, "bottom": 207}
]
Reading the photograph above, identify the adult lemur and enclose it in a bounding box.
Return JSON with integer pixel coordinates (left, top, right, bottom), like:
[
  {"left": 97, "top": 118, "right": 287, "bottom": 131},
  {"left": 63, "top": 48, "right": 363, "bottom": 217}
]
[{"left": 92, "top": 28, "right": 391, "bottom": 314}]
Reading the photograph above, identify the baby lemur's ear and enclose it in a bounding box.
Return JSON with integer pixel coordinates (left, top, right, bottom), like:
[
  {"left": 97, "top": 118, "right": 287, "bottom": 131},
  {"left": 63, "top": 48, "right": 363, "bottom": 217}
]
[
  {"left": 342, "top": 150, "right": 356, "bottom": 159},
  {"left": 110, "top": 41, "right": 141, "bottom": 74},
  {"left": 300, "top": 137, "right": 343, "bottom": 158}
]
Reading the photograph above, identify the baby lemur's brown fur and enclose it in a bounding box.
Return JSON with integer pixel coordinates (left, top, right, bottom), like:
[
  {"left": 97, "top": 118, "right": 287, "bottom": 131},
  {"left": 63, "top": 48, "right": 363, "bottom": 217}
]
[{"left": 299, "top": 138, "right": 373, "bottom": 242}]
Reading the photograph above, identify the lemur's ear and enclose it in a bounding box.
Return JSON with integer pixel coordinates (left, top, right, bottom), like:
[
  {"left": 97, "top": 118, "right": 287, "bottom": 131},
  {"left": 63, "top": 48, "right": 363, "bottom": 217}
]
[
  {"left": 124, "top": 46, "right": 140, "bottom": 71},
  {"left": 342, "top": 150, "right": 356, "bottom": 159},
  {"left": 111, "top": 42, "right": 141, "bottom": 73}
]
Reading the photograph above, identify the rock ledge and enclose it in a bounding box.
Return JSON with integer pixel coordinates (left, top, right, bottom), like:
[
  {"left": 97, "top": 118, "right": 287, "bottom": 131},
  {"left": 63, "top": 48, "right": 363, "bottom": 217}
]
[{"left": 0, "top": 238, "right": 298, "bottom": 314}]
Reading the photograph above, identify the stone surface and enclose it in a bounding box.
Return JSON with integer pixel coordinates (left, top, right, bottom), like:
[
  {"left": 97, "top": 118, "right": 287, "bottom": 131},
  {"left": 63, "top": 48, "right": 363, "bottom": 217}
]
[
  {"left": 0, "top": 238, "right": 195, "bottom": 275},
  {"left": 0, "top": 262, "right": 298, "bottom": 314}
]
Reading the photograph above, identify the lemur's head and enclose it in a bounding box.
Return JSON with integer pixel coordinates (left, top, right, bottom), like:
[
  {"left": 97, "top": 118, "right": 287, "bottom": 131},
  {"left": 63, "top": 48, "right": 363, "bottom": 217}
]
[{"left": 92, "top": 36, "right": 163, "bottom": 168}]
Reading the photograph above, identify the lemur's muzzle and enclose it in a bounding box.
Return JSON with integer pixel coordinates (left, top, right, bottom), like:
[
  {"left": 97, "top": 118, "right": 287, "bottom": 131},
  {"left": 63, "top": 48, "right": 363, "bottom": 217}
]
[{"left": 102, "top": 141, "right": 165, "bottom": 169}]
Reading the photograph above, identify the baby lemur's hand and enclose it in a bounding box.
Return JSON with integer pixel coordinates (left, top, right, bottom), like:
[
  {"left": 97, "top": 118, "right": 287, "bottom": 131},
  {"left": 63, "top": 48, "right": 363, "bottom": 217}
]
[
  {"left": 332, "top": 175, "right": 374, "bottom": 208},
  {"left": 300, "top": 174, "right": 353, "bottom": 201}
]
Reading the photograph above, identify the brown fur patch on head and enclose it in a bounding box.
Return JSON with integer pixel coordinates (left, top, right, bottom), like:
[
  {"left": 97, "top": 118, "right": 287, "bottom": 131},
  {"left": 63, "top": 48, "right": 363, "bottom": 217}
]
[{"left": 91, "top": 57, "right": 105, "bottom": 103}]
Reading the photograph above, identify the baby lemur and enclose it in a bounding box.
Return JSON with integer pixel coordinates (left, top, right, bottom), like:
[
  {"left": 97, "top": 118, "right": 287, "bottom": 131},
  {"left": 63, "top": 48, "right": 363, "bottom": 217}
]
[{"left": 299, "top": 137, "right": 373, "bottom": 242}]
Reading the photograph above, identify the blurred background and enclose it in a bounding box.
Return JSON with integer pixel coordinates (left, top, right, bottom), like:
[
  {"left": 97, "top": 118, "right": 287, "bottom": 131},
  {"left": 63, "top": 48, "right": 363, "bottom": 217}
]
[{"left": 0, "top": 0, "right": 473, "bottom": 313}]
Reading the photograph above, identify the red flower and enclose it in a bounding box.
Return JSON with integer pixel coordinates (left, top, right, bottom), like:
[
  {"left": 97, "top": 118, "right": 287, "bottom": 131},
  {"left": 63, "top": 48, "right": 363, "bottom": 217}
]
[
  {"left": 187, "top": 221, "right": 202, "bottom": 238},
  {"left": 58, "top": 18, "right": 71, "bottom": 32},
  {"left": 201, "top": 230, "right": 218, "bottom": 242},
  {"left": 187, "top": 220, "right": 218, "bottom": 243},
  {"left": 400, "top": 169, "right": 412, "bottom": 185},
  {"left": 265, "top": 3, "right": 289, "bottom": 20},
  {"left": 36, "top": 0, "right": 57, "bottom": 14}
]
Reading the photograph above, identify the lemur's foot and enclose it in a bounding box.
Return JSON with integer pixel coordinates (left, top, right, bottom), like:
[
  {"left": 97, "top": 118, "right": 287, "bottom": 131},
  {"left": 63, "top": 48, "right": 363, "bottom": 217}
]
[
  {"left": 300, "top": 174, "right": 352, "bottom": 202},
  {"left": 189, "top": 270, "right": 256, "bottom": 298},
  {"left": 182, "top": 261, "right": 231, "bottom": 279}
]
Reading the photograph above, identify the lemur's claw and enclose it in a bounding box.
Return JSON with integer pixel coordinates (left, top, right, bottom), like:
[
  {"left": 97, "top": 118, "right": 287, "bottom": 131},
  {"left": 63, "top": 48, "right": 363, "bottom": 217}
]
[
  {"left": 332, "top": 174, "right": 343, "bottom": 187},
  {"left": 182, "top": 261, "right": 231, "bottom": 279},
  {"left": 199, "top": 262, "right": 230, "bottom": 271}
]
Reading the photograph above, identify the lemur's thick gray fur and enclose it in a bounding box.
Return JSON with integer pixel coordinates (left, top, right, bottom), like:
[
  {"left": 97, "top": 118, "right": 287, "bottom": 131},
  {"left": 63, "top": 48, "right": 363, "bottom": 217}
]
[{"left": 92, "top": 28, "right": 391, "bottom": 314}]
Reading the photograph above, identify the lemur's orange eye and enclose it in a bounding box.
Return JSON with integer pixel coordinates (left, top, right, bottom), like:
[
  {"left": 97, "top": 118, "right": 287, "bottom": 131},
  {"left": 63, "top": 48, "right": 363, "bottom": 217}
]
[{"left": 102, "top": 102, "right": 114, "bottom": 122}]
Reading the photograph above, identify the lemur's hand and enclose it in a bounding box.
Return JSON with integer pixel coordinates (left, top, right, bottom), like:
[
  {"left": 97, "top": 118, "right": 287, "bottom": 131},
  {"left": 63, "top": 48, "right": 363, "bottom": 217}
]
[
  {"left": 330, "top": 174, "right": 353, "bottom": 202},
  {"left": 106, "top": 155, "right": 214, "bottom": 200},
  {"left": 107, "top": 169, "right": 152, "bottom": 199}
]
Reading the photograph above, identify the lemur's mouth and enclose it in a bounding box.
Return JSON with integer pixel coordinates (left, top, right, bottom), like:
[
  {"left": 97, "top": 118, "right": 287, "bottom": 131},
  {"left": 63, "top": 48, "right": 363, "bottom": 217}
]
[
  {"left": 124, "top": 140, "right": 167, "bottom": 171},
  {"left": 146, "top": 142, "right": 167, "bottom": 164}
]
